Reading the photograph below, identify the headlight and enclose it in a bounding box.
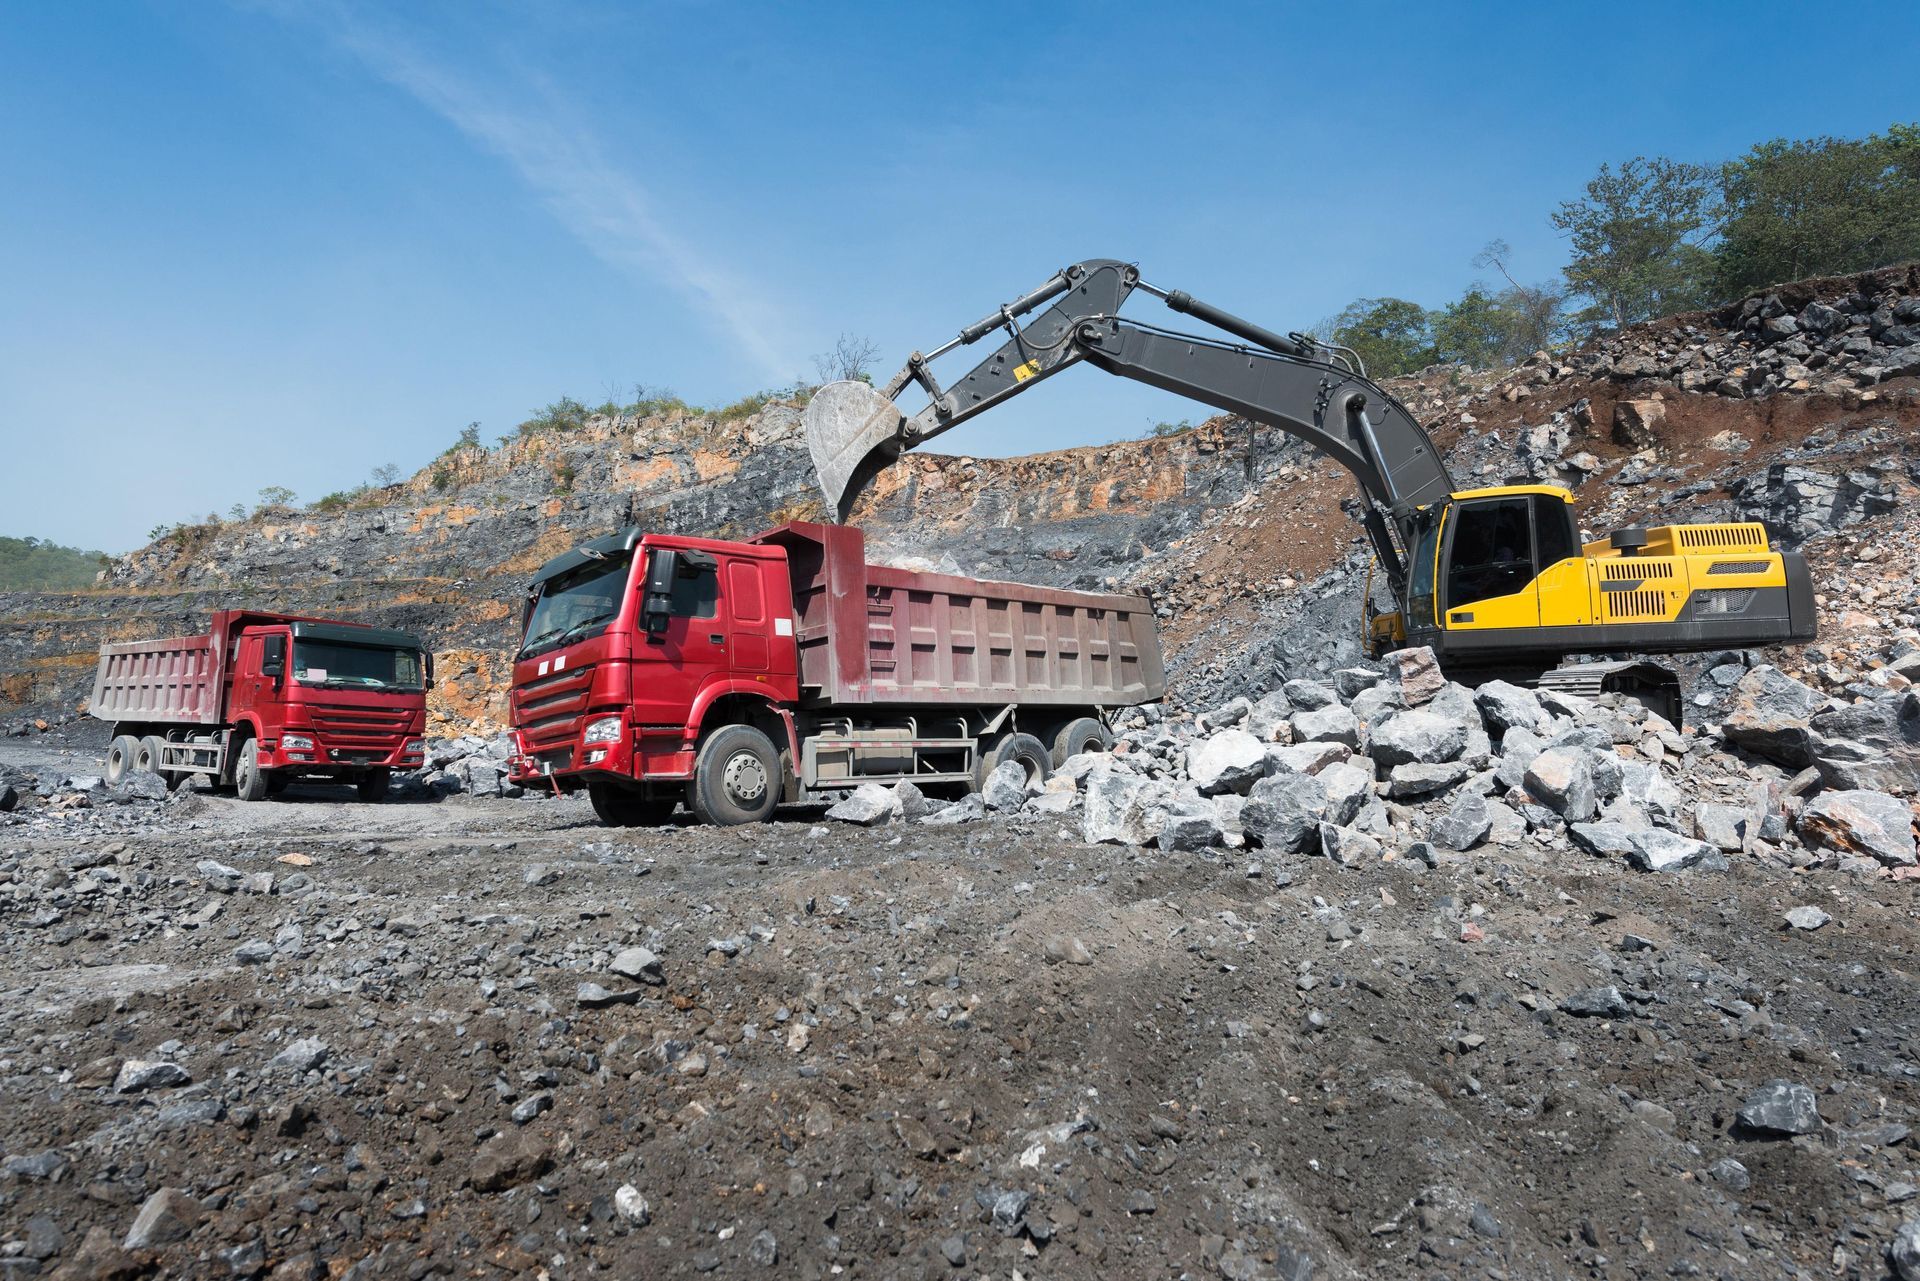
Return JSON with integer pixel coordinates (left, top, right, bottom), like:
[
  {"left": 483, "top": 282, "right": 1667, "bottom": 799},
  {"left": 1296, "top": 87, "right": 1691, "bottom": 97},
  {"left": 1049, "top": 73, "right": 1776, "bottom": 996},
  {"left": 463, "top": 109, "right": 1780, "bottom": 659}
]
[
  {"left": 583, "top": 715, "right": 623, "bottom": 745},
  {"left": 403, "top": 739, "right": 425, "bottom": 755},
  {"left": 282, "top": 734, "right": 315, "bottom": 751}
]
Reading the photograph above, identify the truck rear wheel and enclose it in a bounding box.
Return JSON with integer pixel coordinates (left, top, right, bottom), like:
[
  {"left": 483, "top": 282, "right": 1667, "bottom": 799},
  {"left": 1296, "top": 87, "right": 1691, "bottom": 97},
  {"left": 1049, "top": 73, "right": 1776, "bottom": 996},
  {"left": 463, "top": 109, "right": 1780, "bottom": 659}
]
[
  {"left": 356, "top": 769, "right": 391, "bottom": 803},
  {"left": 105, "top": 735, "right": 141, "bottom": 786},
  {"left": 975, "top": 731, "right": 1051, "bottom": 794},
  {"left": 589, "top": 781, "right": 676, "bottom": 827},
  {"left": 1050, "top": 717, "right": 1113, "bottom": 766},
  {"left": 234, "top": 738, "right": 271, "bottom": 802},
  {"left": 690, "top": 725, "right": 782, "bottom": 826}
]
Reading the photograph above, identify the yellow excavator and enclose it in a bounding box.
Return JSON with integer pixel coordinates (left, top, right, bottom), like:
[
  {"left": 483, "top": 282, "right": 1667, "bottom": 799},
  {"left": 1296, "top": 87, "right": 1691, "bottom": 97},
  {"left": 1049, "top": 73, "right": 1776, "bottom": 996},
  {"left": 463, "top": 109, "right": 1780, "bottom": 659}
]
[{"left": 803, "top": 258, "right": 1816, "bottom": 724}]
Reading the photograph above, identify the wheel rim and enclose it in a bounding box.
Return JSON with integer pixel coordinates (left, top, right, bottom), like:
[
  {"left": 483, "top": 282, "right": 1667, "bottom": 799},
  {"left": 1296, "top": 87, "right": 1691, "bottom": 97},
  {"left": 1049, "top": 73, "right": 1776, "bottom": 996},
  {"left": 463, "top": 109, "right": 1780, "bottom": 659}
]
[
  {"left": 722, "top": 750, "right": 768, "bottom": 804},
  {"left": 237, "top": 750, "right": 254, "bottom": 790}
]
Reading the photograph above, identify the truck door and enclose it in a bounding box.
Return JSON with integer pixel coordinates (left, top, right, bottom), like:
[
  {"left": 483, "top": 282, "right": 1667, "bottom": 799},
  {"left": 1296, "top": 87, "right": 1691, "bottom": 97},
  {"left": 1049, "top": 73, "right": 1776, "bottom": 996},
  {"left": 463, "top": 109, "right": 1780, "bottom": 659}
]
[
  {"left": 724, "top": 557, "right": 772, "bottom": 673},
  {"left": 230, "top": 634, "right": 265, "bottom": 721},
  {"left": 634, "top": 549, "right": 729, "bottom": 723}
]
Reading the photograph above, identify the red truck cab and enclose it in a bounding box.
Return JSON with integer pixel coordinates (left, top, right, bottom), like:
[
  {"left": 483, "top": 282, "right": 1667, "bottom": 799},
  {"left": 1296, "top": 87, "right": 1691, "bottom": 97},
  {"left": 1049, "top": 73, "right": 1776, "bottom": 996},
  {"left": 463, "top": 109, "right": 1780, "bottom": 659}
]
[{"left": 93, "top": 611, "right": 431, "bottom": 801}]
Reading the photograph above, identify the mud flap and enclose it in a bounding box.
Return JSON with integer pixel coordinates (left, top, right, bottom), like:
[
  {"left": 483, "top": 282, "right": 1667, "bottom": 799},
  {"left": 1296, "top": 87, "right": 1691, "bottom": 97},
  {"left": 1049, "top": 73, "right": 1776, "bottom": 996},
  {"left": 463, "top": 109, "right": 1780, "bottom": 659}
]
[{"left": 804, "top": 380, "right": 909, "bottom": 522}]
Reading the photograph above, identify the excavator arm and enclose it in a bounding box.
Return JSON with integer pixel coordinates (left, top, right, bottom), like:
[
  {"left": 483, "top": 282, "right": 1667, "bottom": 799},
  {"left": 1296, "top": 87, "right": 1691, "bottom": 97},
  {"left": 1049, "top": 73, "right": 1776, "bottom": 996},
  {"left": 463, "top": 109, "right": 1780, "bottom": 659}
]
[{"left": 804, "top": 259, "right": 1454, "bottom": 600}]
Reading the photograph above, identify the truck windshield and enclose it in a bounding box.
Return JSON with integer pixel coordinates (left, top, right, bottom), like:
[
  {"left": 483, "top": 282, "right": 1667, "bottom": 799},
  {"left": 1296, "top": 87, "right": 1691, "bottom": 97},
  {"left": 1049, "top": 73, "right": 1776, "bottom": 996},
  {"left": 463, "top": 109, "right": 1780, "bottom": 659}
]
[
  {"left": 522, "top": 553, "right": 632, "bottom": 658},
  {"left": 293, "top": 641, "right": 425, "bottom": 691}
]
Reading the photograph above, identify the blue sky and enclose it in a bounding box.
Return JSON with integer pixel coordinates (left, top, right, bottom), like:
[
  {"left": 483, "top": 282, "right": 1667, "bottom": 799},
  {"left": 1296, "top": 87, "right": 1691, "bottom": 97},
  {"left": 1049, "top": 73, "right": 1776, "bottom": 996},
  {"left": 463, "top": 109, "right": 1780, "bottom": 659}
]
[{"left": 3, "top": 1, "right": 1916, "bottom": 553}]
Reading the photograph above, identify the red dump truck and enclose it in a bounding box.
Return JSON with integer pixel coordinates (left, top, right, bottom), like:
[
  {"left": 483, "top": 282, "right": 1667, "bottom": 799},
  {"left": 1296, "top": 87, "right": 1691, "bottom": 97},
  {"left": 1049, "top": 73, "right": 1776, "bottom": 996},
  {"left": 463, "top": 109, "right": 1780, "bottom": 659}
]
[
  {"left": 90, "top": 610, "right": 431, "bottom": 801},
  {"left": 507, "top": 521, "right": 1164, "bottom": 826}
]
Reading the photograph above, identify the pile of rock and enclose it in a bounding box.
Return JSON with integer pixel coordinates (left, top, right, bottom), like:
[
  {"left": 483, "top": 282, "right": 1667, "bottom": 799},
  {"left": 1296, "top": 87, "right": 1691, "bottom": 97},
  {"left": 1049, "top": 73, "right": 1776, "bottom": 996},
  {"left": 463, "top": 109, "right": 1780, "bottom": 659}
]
[
  {"left": 826, "top": 644, "right": 1919, "bottom": 876},
  {"left": 411, "top": 735, "right": 524, "bottom": 798},
  {"left": 1493, "top": 265, "right": 1920, "bottom": 405}
]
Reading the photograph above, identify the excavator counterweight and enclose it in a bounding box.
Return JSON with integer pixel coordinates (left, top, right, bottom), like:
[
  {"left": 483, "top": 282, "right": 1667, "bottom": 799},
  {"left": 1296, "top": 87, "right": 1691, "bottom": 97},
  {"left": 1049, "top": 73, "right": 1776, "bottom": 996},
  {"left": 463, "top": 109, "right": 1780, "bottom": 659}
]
[{"left": 805, "top": 257, "right": 1817, "bottom": 721}]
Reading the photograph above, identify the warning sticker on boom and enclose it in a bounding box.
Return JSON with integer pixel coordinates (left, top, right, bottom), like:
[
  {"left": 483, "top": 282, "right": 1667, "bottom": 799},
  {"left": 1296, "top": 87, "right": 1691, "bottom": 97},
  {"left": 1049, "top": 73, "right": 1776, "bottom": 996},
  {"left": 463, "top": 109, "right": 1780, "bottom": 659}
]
[{"left": 1013, "top": 360, "right": 1041, "bottom": 382}]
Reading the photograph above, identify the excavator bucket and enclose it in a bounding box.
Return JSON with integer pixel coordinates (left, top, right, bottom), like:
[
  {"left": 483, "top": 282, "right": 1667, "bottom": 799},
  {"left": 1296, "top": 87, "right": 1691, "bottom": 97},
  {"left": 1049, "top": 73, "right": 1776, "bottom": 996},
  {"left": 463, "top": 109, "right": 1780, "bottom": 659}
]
[{"left": 804, "top": 379, "right": 910, "bottom": 522}]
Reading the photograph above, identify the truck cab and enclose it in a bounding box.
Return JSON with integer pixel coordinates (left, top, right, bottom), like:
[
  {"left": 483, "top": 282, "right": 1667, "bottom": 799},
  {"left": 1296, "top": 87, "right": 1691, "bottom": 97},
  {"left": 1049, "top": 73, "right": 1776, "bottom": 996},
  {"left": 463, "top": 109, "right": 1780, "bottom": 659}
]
[{"left": 230, "top": 619, "right": 431, "bottom": 797}]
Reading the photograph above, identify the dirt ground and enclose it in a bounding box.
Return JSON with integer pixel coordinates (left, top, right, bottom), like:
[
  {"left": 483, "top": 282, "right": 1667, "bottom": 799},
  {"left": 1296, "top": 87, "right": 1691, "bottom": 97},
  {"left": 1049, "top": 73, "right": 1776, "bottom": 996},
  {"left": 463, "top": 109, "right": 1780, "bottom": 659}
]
[{"left": 3, "top": 733, "right": 1918, "bottom": 1280}]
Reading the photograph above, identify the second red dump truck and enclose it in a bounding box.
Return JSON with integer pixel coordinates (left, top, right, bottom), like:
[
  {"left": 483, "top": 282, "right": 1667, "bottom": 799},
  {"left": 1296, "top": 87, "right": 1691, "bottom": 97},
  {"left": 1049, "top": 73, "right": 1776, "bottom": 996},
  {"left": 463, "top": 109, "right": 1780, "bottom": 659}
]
[
  {"left": 507, "top": 521, "right": 1164, "bottom": 826},
  {"left": 90, "top": 610, "right": 431, "bottom": 801}
]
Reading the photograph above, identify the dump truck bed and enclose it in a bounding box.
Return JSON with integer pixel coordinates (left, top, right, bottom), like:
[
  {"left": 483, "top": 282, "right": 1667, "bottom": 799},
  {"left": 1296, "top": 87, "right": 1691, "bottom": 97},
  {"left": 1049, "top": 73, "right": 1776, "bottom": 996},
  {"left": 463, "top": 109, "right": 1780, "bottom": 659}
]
[
  {"left": 753, "top": 522, "right": 1164, "bottom": 709},
  {"left": 91, "top": 631, "right": 226, "bottom": 726}
]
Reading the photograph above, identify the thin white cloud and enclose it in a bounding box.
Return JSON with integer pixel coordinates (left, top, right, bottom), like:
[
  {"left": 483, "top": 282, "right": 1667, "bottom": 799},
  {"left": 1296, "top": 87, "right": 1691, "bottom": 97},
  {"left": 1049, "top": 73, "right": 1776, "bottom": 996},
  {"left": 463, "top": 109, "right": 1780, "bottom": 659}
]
[{"left": 300, "top": 6, "right": 792, "bottom": 381}]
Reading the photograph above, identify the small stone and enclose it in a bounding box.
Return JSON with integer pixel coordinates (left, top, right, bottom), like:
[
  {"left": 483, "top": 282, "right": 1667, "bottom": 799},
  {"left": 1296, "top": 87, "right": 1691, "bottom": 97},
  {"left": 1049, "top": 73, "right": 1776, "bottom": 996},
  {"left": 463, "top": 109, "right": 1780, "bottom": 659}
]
[
  {"left": 1560, "top": 986, "right": 1630, "bottom": 1018},
  {"left": 522, "top": 863, "right": 560, "bottom": 887},
  {"left": 981, "top": 760, "right": 1029, "bottom": 811},
  {"left": 609, "top": 946, "right": 665, "bottom": 984},
  {"left": 124, "top": 1187, "right": 203, "bottom": 1249},
  {"left": 1736, "top": 1080, "right": 1822, "bottom": 1136},
  {"left": 827, "top": 782, "right": 897, "bottom": 825},
  {"left": 1783, "top": 905, "right": 1831, "bottom": 931},
  {"left": 448, "top": 1130, "right": 540, "bottom": 1204},
  {"left": 747, "top": 1229, "right": 778, "bottom": 1266},
  {"left": 614, "top": 1184, "right": 651, "bottom": 1225},
  {"left": 1042, "top": 935, "right": 1092, "bottom": 966},
  {"left": 233, "top": 940, "right": 274, "bottom": 965},
  {"left": 940, "top": 1234, "right": 968, "bottom": 1267},
  {"left": 511, "top": 1092, "right": 554, "bottom": 1123},
  {"left": 577, "top": 981, "right": 643, "bottom": 1007},
  {"left": 1892, "top": 1220, "right": 1920, "bottom": 1281},
  {"left": 1125, "top": 1189, "right": 1157, "bottom": 1215},
  {"left": 114, "top": 1058, "right": 191, "bottom": 1093},
  {"left": 269, "top": 1037, "right": 329, "bottom": 1073},
  {"left": 1709, "top": 1157, "right": 1752, "bottom": 1192}
]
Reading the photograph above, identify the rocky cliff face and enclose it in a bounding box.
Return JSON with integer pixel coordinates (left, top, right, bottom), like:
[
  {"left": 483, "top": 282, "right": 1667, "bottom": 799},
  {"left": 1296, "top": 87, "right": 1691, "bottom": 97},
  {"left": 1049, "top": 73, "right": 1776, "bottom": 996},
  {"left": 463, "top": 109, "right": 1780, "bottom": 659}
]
[{"left": 4, "top": 266, "right": 1920, "bottom": 732}]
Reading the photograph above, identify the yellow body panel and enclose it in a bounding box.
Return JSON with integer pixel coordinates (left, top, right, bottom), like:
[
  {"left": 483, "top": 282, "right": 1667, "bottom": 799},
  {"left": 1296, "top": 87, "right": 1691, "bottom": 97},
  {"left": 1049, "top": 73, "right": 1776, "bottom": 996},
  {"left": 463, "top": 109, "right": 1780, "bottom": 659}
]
[
  {"left": 1534, "top": 557, "right": 1596, "bottom": 627},
  {"left": 1444, "top": 584, "right": 1538, "bottom": 629}
]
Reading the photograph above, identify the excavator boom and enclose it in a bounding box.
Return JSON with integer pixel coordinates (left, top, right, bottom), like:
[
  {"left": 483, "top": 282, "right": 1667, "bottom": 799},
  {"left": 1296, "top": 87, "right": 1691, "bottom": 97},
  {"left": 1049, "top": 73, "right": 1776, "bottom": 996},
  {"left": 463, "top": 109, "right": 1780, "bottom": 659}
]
[{"left": 805, "top": 259, "right": 1452, "bottom": 599}]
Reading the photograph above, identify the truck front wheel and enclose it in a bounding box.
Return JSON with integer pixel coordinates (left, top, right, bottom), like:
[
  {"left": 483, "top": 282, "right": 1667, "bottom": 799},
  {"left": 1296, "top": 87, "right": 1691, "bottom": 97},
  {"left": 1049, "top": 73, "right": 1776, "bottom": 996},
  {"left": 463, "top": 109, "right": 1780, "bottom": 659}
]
[
  {"left": 356, "top": 769, "right": 391, "bottom": 803},
  {"left": 690, "top": 725, "right": 782, "bottom": 826},
  {"left": 234, "top": 738, "right": 271, "bottom": 802},
  {"left": 589, "top": 781, "right": 675, "bottom": 827}
]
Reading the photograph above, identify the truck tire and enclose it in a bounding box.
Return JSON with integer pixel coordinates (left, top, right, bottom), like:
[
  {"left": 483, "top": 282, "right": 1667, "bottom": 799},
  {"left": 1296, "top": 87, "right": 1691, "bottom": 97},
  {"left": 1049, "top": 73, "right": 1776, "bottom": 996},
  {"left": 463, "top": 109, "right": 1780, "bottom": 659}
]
[
  {"left": 975, "top": 731, "right": 1051, "bottom": 794},
  {"left": 105, "top": 735, "right": 141, "bottom": 786},
  {"left": 1050, "top": 716, "right": 1113, "bottom": 766},
  {"left": 589, "top": 781, "right": 676, "bottom": 827},
  {"left": 690, "top": 724, "right": 782, "bottom": 826},
  {"left": 355, "top": 769, "right": 391, "bottom": 803},
  {"left": 234, "top": 737, "right": 271, "bottom": 802}
]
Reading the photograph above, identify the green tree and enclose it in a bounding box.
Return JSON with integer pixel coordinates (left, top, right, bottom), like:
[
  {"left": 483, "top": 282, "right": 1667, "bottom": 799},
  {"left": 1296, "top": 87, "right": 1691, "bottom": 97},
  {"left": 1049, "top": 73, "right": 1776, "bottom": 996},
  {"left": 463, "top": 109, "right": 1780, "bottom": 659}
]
[
  {"left": 1430, "top": 288, "right": 1510, "bottom": 369},
  {"left": 1551, "top": 157, "right": 1720, "bottom": 332},
  {"left": 1318, "top": 297, "right": 1435, "bottom": 377},
  {"left": 0, "top": 535, "right": 109, "bottom": 590},
  {"left": 1714, "top": 124, "right": 1920, "bottom": 295},
  {"left": 256, "top": 486, "right": 296, "bottom": 512}
]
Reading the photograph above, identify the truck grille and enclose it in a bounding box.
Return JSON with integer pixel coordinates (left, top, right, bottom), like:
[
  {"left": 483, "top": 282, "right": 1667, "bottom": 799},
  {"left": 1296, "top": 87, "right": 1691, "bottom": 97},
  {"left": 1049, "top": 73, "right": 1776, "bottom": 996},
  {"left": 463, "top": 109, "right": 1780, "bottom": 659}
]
[
  {"left": 309, "top": 703, "right": 412, "bottom": 749},
  {"left": 512, "top": 668, "right": 594, "bottom": 754}
]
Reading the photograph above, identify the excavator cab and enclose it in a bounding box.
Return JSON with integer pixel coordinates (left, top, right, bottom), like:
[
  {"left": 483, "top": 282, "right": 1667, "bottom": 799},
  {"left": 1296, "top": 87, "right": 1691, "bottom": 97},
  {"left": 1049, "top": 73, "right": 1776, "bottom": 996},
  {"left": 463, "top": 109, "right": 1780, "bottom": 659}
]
[{"left": 1402, "top": 487, "right": 1582, "bottom": 641}]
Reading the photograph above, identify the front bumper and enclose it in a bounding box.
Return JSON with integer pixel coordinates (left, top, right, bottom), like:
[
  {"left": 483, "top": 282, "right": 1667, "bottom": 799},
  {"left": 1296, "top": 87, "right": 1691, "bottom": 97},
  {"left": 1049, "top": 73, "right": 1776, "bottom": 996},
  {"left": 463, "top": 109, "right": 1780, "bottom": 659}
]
[
  {"left": 507, "top": 725, "right": 693, "bottom": 788},
  {"left": 261, "top": 738, "right": 423, "bottom": 772}
]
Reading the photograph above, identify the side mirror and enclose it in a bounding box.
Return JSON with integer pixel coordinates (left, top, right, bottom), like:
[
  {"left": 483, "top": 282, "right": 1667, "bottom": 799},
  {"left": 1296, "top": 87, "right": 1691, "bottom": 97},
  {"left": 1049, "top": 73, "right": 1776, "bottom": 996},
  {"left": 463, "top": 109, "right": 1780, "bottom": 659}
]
[
  {"left": 641, "top": 550, "right": 677, "bottom": 634},
  {"left": 262, "top": 634, "right": 286, "bottom": 679},
  {"left": 423, "top": 651, "right": 436, "bottom": 690}
]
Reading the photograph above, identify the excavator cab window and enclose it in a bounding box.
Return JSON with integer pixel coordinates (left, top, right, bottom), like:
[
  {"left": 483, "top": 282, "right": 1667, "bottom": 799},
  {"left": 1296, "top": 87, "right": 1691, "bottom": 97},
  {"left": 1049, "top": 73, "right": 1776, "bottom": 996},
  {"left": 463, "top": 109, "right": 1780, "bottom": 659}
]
[
  {"left": 1533, "top": 494, "right": 1578, "bottom": 568},
  {"left": 1444, "top": 497, "right": 1534, "bottom": 612},
  {"left": 1406, "top": 513, "right": 1441, "bottom": 631}
]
